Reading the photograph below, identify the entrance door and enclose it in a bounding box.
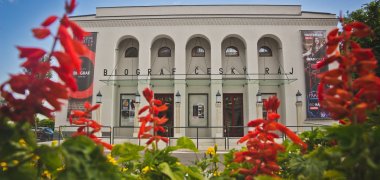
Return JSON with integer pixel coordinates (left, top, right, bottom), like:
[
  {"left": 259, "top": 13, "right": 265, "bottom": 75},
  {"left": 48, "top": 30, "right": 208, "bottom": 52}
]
[
  {"left": 154, "top": 94, "right": 174, "bottom": 137},
  {"left": 223, "top": 93, "right": 244, "bottom": 137}
]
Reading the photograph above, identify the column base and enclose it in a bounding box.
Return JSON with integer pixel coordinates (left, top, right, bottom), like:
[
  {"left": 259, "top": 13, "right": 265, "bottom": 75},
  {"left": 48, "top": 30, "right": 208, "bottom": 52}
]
[
  {"left": 133, "top": 132, "right": 139, "bottom": 138},
  {"left": 174, "top": 133, "right": 183, "bottom": 138},
  {"left": 215, "top": 132, "right": 224, "bottom": 137}
]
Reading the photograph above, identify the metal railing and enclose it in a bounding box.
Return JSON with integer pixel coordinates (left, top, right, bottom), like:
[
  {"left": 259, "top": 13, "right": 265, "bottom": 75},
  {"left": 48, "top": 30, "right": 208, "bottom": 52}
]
[
  {"left": 108, "top": 125, "right": 320, "bottom": 150},
  {"left": 57, "top": 125, "right": 112, "bottom": 145}
]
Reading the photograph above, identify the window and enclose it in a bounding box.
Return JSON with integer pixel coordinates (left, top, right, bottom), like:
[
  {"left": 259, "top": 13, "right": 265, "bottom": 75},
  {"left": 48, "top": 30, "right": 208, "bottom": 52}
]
[
  {"left": 192, "top": 46, "right": 205, "bottom": 57},
  {"left": 125, "top": 47, "right": 138, "bottom": 57},
  {"left": 158, "top": 47, "right": 171, "bottom": 57},
  {"left": 225, "top": 46, "right": 239, "bottom": 57},
  {"left": 259, "top": 46, "right": 272, "bottom": 57}
]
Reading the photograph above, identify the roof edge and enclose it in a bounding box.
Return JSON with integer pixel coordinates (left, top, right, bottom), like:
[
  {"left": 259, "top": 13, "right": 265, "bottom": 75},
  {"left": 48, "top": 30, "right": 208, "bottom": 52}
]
[
  {"left": 96, "top": 4, "right": 301, "bottom": 9},
  {"left": 302, "top": 11, "right": 335, "bottom": 15},
  {"left": 69, "top": 14, "right": 96, "bottom": 18}
]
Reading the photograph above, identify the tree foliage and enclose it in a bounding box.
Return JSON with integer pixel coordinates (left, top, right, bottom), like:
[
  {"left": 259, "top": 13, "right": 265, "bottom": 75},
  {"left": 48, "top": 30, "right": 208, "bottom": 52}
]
[{"left": 346, "top": 0, "right": 380, "bottom": 75}]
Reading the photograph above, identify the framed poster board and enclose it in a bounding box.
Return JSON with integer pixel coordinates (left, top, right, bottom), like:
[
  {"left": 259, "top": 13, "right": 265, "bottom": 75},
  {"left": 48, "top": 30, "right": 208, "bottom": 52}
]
[
  {"left": 188, "top": 94, "right": 208, "bottom": 127},
  {"left": 119, "top": 94, "right": 135, "bottom": 126}
]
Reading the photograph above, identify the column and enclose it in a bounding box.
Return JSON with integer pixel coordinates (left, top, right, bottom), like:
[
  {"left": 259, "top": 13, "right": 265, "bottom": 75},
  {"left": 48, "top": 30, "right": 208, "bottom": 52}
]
[
  {"left": 95, "top": 104, "right": 102, "bottom": 137},
  {"left": 215, "top": 100, "right": 222, "bottom": 137},
  {"left": 256, "top": 102, "right": 263, "bottom": 119},
  {"left": 210, "top": 37, "right": 223, "bottom": 137},
  {"left": 296, "top": 101, "right": 303, "bottom": 133},
  {"left": 247, "top": 83, "right": 259, "bottom": 119},
  {"left": 174, "top": 36, "right": 187, "bottom": 137},
  {"left": 245, "top": 34, "right": 259, "bottom": 121},
  {"left": 174, "top": 80, "right": 186, "bottom": 137},
  {"left": 133, "top": 102, "right": 140, "bottom": 137}
]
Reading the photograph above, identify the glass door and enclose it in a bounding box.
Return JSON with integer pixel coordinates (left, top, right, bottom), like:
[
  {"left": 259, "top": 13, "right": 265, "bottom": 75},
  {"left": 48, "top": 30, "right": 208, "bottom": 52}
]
[
  {"left": 120, "top": 94, "right": 135, "bottom": 127},
  {"left": 223, "top": 93, "right": 244, "bottom": 137},
  {"left": 154, "top": 94, "right": 174, "bottom": 137}
]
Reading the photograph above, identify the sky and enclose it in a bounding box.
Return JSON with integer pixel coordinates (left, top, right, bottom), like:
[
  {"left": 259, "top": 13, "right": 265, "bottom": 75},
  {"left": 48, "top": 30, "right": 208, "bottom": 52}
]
[{"left": 0, "top": 0, "right": 373, "bottom": 83}]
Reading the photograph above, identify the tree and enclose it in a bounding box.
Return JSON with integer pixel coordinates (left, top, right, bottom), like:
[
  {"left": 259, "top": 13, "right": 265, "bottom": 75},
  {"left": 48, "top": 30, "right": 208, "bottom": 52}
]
[{"left": 346, "top": 0, "right": 380, "bottom": 75}]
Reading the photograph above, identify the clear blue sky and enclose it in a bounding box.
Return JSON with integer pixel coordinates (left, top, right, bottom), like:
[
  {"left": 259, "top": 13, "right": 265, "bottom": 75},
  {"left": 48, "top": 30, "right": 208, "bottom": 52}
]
[{"left": 0, "top": 0, "right": 373, "bottom": 83}]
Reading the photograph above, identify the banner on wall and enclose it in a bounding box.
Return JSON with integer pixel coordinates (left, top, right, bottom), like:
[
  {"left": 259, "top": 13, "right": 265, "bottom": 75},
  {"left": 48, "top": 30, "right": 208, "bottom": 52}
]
[
  {"left": 301, "top": 30, "right": 329, "bottom": 119},
  {"left": 66, "top": 32, "right": 97, "bottom": 119}
]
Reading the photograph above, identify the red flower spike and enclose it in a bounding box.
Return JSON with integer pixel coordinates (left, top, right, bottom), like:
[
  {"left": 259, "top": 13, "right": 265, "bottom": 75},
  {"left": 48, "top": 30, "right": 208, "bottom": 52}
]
[
  {"left": 317, "top": 20, "right": 380, "bottom": 124},
  {"left": 16, "top": 46, "right": 46, "bottom": 60},
  {"left": 84, "top": 101, "right": 91, "bottom": 109},
  {"left": 327, "top": 28, "right": 339, "bottom": 41},
  {"left": 351, "top": 21, "right": 372, "bottom": 38},
  {"left": 68, "top": 21, "right": 90, "bottom": 41},
  {"left": 143, "top": 88, "right": 153, "bottom": 102},
  {"left": 71, "top": 39, "right": 91, "bottom": 56},
  {"left": 235, "top": 99, "right": 306, "bottom": 178},
  {"left": 138, "top": 105, "right": 149, "bottom": 115},
  {"left": 153, "top": 99, "right": 162, "bottom": 106},
  {"left": 247, "top": 119, "right": 264, "bottom": 127},
  {"left": 41, "top": 16, "right": 58, "bottom": 27},
  {"left": 61, "top": 15, "right": 70, "bottom": 27},
  {"left": 267, "top": 113, "right": 280, "bottom": 121},
  {"left": 32, "top": 28, "right": 51, "bottom": 39},
  {"left": 58, "top": 25, "right": 81, "bottom": 72},
  {"left": 0, "top": 1, "right": 111, "bottom": 148},
  {"left": 156, "top": 105, "right": 168, "bottom": 112},
  {"left": 137, "top": 88, "right": 170, "bottom": 147},
  {"left": 8, "top": 74, "right": 30, "bottom": 94},
  {"left": 65, "top": 0, "right": 76, "bottom": 14},
  {"left": 69, "top": 102, "right": 112, "bottom": 150},
  {"left": 263, "top": 96, "right": 280, "bottom": 112}
]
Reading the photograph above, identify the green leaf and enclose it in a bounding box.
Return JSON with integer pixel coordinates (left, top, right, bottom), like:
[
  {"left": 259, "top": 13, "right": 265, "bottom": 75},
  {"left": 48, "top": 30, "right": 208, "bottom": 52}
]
[
  {"left": 158, "top": 162, "right": 182, "bottom": 180},
  {"left": 184, "top": 166, "right": 204, "bottom": 180},
  {"left": 175, "top": 136, "right": 198, "bottom": 152},
  {"left": 36, "top": 145, "right": 63, "bottom": 171},
  {"left": 323, "top": 170, "right": 346, "bottom": 180},
  {"left": 111, "top": 142, "right": 144, "bottom": 162},
  {"left": 58, "top": 136, "right": 122, "bottom": 180}
]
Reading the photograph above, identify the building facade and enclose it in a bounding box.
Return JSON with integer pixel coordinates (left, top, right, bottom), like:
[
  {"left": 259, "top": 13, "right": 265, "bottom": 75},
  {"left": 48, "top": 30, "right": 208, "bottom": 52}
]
[{"left": 56, "top": 5, "right": 338, "bottom": 137}]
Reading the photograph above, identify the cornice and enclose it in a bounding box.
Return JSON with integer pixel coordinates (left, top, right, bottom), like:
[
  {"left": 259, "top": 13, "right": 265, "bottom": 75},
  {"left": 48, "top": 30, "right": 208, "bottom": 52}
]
[{"left": 75, "top": 18, "right": 337, "bottom": 28}]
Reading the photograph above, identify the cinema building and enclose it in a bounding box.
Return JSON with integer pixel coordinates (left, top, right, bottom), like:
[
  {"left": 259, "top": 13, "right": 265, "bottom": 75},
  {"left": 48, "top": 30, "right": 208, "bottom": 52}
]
[{"left": 56, "top": 5, "right": 338, "bottom": 139}]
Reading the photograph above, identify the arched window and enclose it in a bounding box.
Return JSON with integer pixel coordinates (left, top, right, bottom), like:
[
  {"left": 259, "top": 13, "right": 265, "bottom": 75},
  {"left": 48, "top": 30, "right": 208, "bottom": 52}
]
[
  {"left": 258, "top": 46, "right": 272, "bottom": 57},
  {"left": 225, "top": 46, "right": 239, "bottom": 57},
  {"left": 192, "top": 46, "right": 205, "bottom": 57},
  {"left": 158, "top": 47, "right": 171, "bottom": 57},
  {"left": 125, "top": 47, "right": 138, "bottom": 57}
]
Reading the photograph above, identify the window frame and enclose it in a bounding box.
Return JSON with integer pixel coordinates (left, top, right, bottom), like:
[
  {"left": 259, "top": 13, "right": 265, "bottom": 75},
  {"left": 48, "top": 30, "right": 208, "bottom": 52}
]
[
  {"left": 191, "top": 46, "right": 206, "bottom": 57},
  {"left": 125, "top": 47, "right": 138, "bottom": 58},
  {"left": 258, "top": 46, "right": 272, "bottom": 57},
  {"left": 158, "top": 47, "right": 172, "bottom": 57},
  {"left": 225, "top": 46, "right": 239, "bottom": 57}
]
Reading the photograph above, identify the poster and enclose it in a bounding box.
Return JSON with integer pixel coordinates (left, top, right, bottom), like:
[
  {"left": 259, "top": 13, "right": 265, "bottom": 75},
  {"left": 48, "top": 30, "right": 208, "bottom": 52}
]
[
  {"left": 188, "top": 94, "right": 208, "bottom": 126},
  {"left": 301, "top": 30, "right": 329, "bottom": 119},
  {"left": 67, "top": 32, "right": 97, "bottom": 119},
  {"left": 120, "top": 95, "right": 135, "bottom": 126},
  {"left": 192, "top": 104, "right": 205, "bottom": 118}
]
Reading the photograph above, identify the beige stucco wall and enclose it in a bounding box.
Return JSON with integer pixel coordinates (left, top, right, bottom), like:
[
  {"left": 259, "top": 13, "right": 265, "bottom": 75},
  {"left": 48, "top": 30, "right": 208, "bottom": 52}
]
[{"left": 55, "top": 5, "right": 338, "bottom": 135}]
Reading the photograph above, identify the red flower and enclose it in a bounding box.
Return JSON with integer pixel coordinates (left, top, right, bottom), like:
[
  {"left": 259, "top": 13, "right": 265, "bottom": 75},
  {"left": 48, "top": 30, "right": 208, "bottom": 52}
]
[
  {"left": 235, "top": 98, "right": 307, "bottom": 178},
  {"left": 32, "top": 28, "right": 51, "bottom": 39},
  {"left": 263, "top": 96, "right": 280, "bottom": 113},
  {"left": 317, "top": 18, "right": 380, "bottom": 124},
  {"left": 41, "top": 16, "right": 58, "bottom": 27},
  {"left": 138, "top": 88, "right": 169, "bottom": 147},
  {"left": 65, "top": 0, "right": 76, "bottom": 14},
  {"left": 69, "top": 102, "right": 112, "bottom": 150},
  {"left": 0, "top": 0, "right": 97, "bottom": 145}
]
